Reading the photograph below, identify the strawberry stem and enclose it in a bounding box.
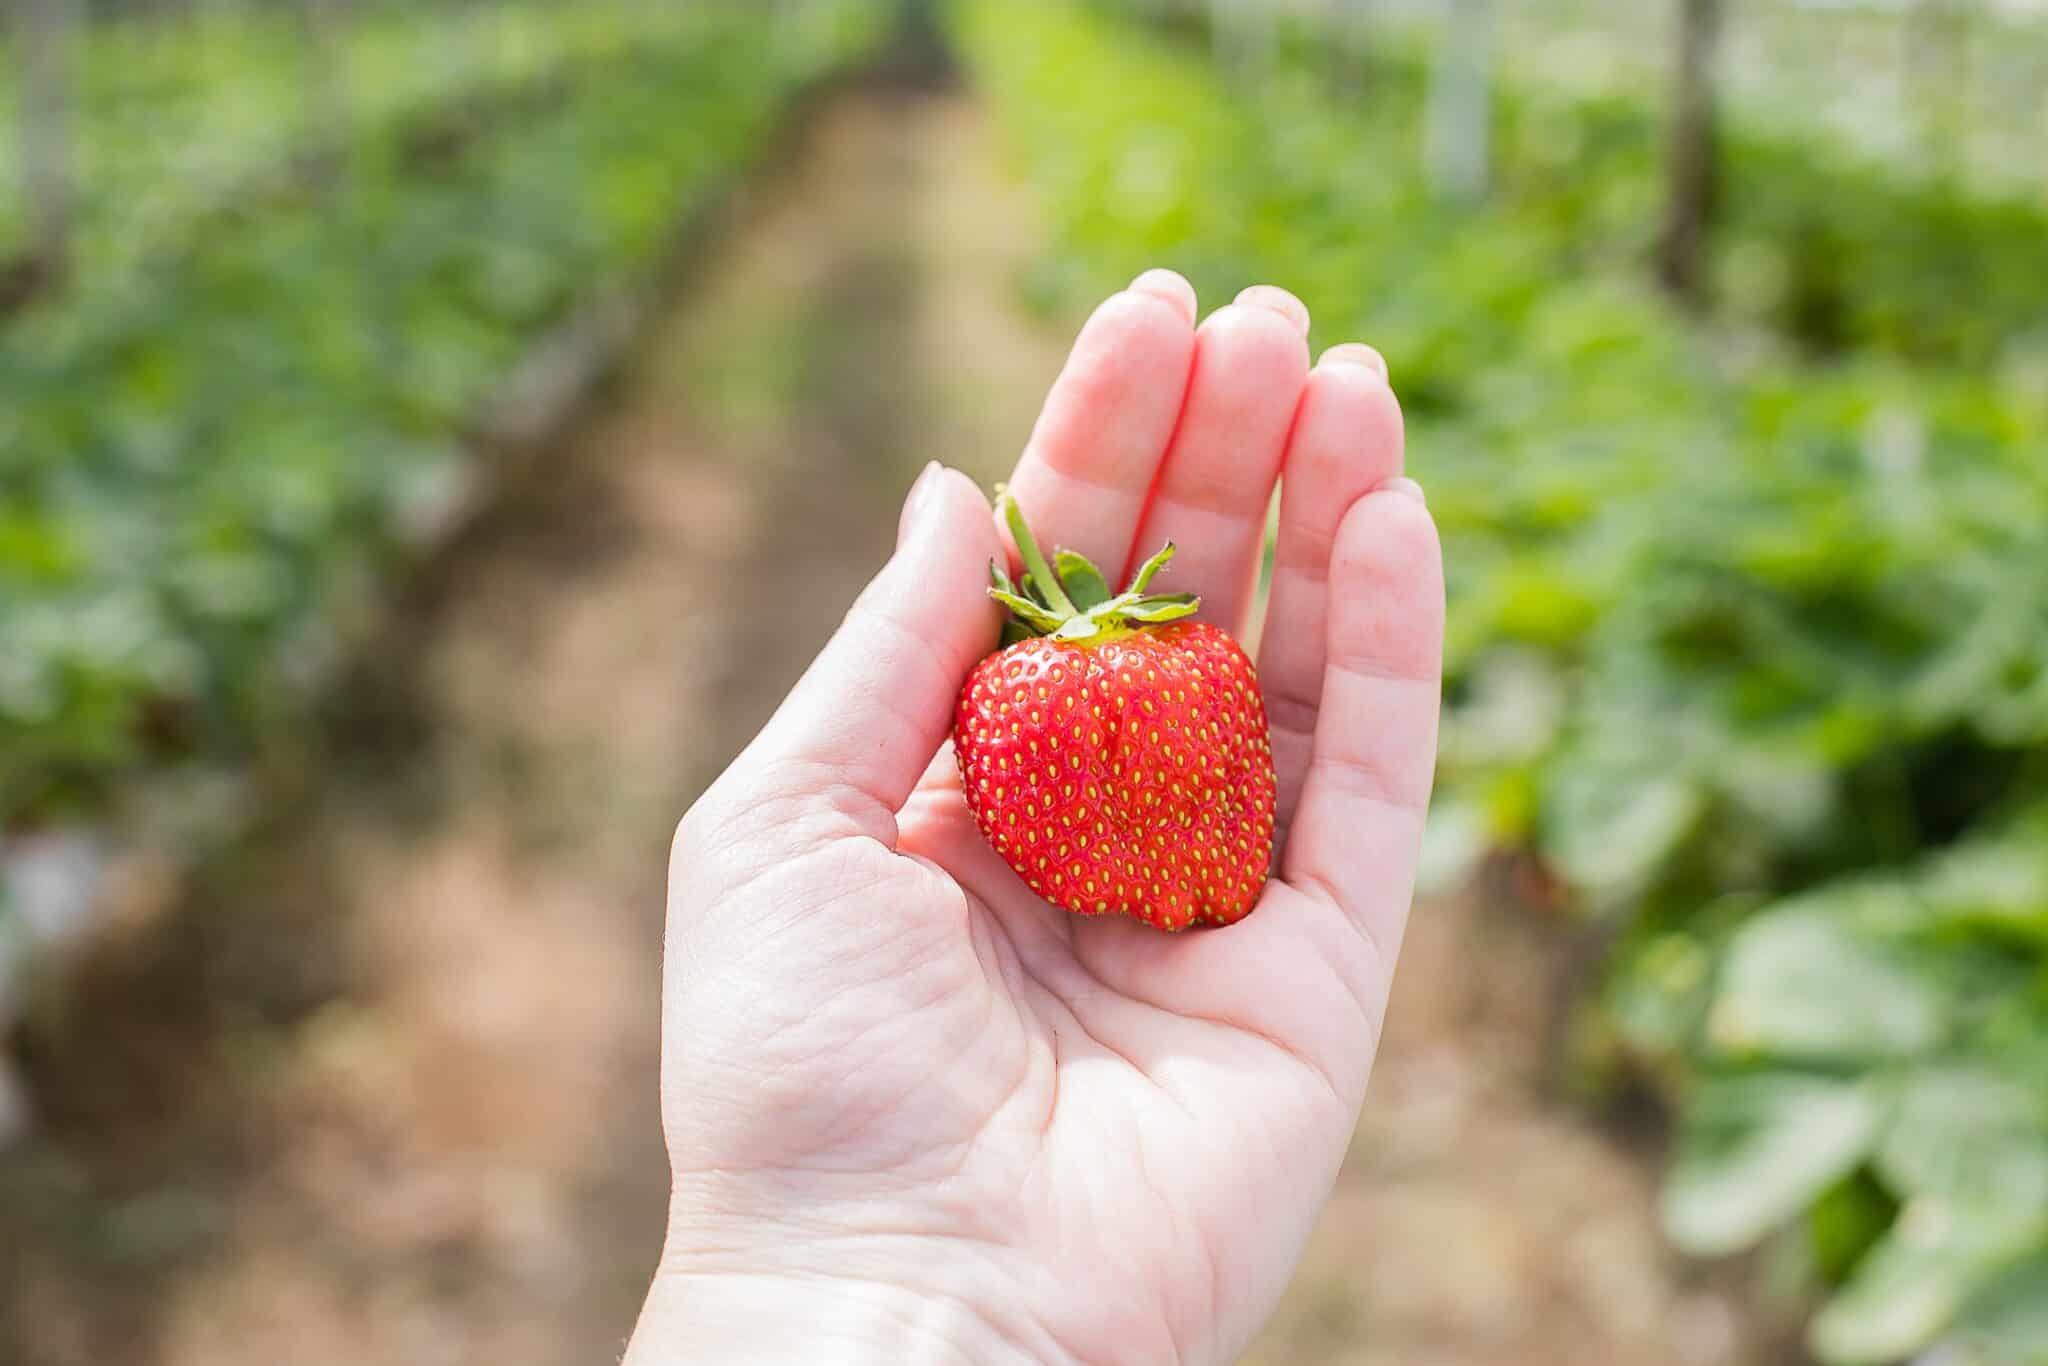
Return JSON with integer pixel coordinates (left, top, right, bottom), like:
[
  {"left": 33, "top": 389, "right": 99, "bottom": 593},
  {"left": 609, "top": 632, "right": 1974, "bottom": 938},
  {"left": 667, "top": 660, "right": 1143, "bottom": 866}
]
[
  {"left": 987, "top": 489, "right": 1201, "bottom": 643},
  {"left": 999, "top": 489, "right": 1076, "bottom": 616}
]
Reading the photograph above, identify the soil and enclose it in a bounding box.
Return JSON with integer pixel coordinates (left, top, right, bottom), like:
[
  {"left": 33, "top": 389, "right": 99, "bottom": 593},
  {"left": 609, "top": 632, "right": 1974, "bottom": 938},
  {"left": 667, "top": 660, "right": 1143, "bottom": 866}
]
[{"left": 1, "top": 84, "right": 1799, "bottom": 1366}]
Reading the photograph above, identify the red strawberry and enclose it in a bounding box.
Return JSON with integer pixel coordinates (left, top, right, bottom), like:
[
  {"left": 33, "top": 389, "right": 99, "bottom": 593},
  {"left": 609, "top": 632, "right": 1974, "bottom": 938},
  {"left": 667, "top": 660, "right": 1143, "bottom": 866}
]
[{"left": 953, "top": 493, "right": 1276, "bottom": 931}]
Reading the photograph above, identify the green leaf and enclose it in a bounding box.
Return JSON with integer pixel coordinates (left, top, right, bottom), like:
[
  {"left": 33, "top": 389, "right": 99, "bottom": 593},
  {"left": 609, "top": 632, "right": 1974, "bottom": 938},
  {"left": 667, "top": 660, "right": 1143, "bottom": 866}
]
[
  {"left": 1080, "top": 590, "right": 1140, "bottom": 619},
  {"left": 1875, "top": 1066, "right": 2048, "bottom": 1216},
  {"left": 1055, "top": 550, "right": 1112, "bottom": 610},
  {"left": 1604, "top": 928, "right": 1717, "bottom": 1062},
  {"left": 1919, "top": 817, "right": 2048, "bottom": 944},
  {"left": 1706, "top": 906, "right": 1946, "bottom": 1063},
  {"left": 1951, "top": 1251, "right": 2048, "bottom": 1364},
  {"left": 1663, "top": 1071, "right": 1883, "bottom": 1256},
  {"left": 1127, "top": 540, "right": 1176, "bottom": 594},
  {"left": 1119, "top": 594, "right": 1200, "bottom": 623},
  {"left": 1810, "top": 1204, "right": 2046, "bottom": 1365},
  {"left": 1542, "top": 755, "right": 1703, "bottom": 896},
  {"left": 989, "top": 588, "right": 1065, "bottom": 633}
]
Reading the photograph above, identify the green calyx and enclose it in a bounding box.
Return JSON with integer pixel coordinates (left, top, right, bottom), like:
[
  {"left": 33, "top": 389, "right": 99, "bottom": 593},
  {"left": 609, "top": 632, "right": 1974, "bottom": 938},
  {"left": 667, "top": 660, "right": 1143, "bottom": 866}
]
[{"left": 989, "top": 488, "right": 1200, "bottom": 645}]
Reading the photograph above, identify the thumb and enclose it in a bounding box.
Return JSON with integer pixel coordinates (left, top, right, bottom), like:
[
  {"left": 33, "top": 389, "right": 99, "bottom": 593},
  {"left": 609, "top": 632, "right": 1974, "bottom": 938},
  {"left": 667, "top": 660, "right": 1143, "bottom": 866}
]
[{"left": 729, "top": 463, "right": 1001, "bottom": 845}]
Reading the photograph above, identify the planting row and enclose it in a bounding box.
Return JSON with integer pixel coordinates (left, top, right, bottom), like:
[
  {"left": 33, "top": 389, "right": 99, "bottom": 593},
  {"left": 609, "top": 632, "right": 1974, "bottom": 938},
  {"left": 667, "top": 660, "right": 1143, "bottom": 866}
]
[{"left": 0, "top": 2, "right": 886, "bottom": 829}]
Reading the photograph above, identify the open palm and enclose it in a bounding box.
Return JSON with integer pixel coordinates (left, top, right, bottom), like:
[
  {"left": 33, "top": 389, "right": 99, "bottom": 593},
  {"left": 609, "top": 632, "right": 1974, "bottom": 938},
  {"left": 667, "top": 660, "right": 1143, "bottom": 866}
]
[{"left": 633, "top": 273, "right": 1442, "bottom": 1366}]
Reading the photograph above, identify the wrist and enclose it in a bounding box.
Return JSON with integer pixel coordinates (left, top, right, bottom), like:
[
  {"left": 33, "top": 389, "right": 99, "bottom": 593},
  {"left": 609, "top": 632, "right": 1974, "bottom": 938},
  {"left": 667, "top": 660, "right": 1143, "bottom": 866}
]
[
  {"left": 628, "top": 1212, "right": 1073, "bottom": 1366},
  {"left": 626, "top": 1266, "right": 1025, "bottom": 1365}
]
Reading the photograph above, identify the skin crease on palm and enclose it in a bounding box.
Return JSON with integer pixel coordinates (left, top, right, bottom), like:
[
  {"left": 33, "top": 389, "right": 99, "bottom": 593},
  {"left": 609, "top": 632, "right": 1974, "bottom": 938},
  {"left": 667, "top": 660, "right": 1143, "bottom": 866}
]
[{"left": 624, "top": 271, "right": 1444, "bottom": 1365}]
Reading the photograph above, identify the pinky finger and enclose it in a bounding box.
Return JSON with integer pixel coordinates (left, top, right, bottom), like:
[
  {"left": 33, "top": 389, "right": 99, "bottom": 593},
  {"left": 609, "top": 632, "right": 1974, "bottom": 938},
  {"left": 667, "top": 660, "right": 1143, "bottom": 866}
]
[{"left": 1280, "top": 484, "right": 1444, "bottom": 960}]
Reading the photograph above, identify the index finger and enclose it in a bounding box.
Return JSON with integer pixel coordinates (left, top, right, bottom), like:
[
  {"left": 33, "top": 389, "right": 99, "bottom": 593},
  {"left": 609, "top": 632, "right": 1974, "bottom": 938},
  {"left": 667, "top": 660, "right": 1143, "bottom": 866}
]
[{"left": 1001, "top": 270, "right": 1199, "bottom": 579}]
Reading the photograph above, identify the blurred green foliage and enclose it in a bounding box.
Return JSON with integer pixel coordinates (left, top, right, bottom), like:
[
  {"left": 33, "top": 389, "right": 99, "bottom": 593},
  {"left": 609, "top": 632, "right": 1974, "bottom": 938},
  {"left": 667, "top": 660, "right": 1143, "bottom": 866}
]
[
  {"left": 0, "top": 1, "right": 885, "bottom": 824},
  {"left": 0, "top": 3, "right": 698, "bottom": 294},
  {"left": 953, "top": 3, "right": 2048, "bottom": 1360}
]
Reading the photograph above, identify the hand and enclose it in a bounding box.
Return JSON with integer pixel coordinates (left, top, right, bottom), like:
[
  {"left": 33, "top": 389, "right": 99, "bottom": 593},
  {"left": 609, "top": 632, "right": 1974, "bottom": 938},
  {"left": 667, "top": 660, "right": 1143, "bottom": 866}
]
[{"left": 626, "top": 273, "right": 1442, "bottom": 1365}]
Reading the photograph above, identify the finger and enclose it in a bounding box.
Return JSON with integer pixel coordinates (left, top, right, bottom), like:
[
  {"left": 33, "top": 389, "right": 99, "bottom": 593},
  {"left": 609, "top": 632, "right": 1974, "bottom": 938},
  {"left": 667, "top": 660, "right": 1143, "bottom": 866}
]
[
  {"left": 728, "top": 464, "right": 1002, "bottom": 846},
  {"left": 1129, "top": 265, "right": 1199, "bottom": 324},
  {"left": 1127, "top": 288, "right": 1311, "bottom": 633},
  {"left": 1259, "top": 348, "right": 1405, "bottom": 835},
  {"left": 1235, "top": 283, "right": 1310, "bottom": 335},
  {"left": 1282, "top": 485, "right": 1442, "bottom": 961},
  {"left": 1318, "top": 341, "right": 1387, "bottom": 379},
  {"left": 1002, "top": 270, "right": 1198, "bottom": 580}
]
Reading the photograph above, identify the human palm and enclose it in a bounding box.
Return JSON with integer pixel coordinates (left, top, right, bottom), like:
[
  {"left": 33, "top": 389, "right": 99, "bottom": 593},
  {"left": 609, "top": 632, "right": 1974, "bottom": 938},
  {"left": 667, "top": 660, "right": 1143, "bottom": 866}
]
[{"left": 630, "top": 274, "right": 1442, "bottom": 1365}]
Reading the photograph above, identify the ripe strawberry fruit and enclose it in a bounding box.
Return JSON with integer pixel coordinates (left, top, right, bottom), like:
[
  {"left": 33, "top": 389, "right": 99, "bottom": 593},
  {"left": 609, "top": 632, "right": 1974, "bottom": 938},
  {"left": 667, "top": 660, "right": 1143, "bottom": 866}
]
[{"left": 953, "top": 493, "right": 1276, "bottom": 931}]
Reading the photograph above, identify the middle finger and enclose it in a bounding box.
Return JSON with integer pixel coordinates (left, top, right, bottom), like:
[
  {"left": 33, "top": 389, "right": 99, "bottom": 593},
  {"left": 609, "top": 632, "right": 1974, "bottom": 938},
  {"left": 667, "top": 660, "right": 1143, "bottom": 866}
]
[{"left": 1126, "top": 288, "right": 1311, "bottom": 633}]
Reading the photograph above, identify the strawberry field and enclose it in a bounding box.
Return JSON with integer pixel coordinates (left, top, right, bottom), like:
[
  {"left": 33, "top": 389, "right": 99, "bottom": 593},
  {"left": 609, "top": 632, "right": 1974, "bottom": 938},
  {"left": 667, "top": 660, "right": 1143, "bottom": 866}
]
[{"left": 5, "top": 0, "right": 2048, "bottom": 1362}]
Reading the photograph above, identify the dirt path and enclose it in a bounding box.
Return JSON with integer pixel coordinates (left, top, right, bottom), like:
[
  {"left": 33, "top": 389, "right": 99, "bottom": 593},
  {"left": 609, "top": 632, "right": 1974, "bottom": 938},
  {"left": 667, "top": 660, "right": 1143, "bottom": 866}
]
[{"left": 4, "top": 84, "right": 1788, "bottom": 1366}]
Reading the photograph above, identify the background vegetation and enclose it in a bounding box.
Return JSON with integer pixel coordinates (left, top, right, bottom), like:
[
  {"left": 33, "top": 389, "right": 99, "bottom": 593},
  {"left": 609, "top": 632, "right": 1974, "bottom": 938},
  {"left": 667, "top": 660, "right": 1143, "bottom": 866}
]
[{"left": 1, "top": 0, "right": 883, "bottom": 829}]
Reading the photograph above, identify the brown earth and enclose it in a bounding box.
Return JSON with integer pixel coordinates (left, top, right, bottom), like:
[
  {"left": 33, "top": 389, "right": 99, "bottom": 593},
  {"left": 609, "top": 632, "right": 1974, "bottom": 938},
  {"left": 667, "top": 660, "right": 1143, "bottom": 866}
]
[{"left": 1, "top": 85, "right": 1796, "bottom": 1366}]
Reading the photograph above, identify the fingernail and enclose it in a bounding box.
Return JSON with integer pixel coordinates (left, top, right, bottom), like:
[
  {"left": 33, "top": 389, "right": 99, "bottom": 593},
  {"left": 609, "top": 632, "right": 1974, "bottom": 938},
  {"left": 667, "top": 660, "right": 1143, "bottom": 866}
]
[
  {"left": 1129, "top": 268, "right": 1197, "bottom": 325},
  {"left": 1383, "top": 476, "right": 1425, "bottom": 505},
  {"left": 1319, "top": 343, "right": 1389, "bottom": 381},
  {"left": 1234, "top": 285, "right": 1311, "bottom": 336},
  {"left": 899, "top": 461, "right": 943, "bottom": 545}
]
